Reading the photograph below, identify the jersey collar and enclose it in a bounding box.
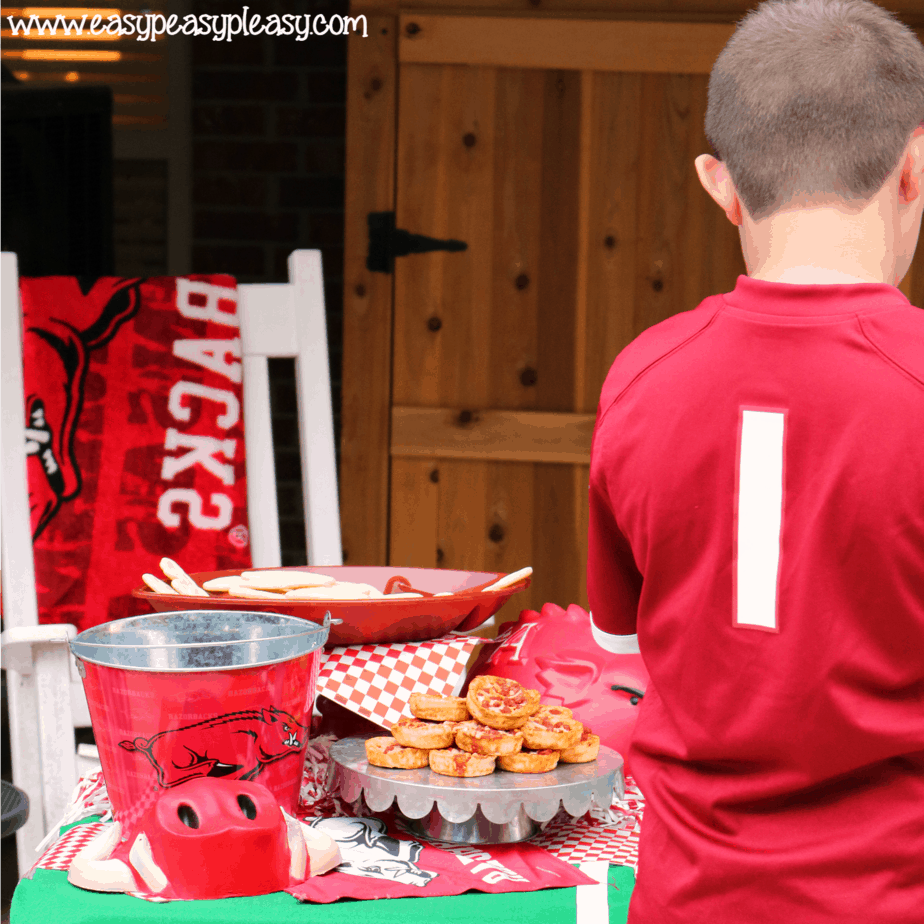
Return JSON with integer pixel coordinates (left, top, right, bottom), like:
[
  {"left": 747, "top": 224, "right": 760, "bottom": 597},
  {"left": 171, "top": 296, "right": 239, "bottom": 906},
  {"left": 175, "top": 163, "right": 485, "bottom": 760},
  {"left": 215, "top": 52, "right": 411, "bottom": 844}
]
[{"left": 721, "top": 274, "right": 911, "bottom": 318}]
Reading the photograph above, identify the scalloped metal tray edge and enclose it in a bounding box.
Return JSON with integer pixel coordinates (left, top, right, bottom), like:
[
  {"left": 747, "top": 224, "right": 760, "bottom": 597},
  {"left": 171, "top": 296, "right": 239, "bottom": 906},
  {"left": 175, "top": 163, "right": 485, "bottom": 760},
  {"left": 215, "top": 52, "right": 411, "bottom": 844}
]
[{"left": 328, "top": 737, "right": 625, "bottom": 826}]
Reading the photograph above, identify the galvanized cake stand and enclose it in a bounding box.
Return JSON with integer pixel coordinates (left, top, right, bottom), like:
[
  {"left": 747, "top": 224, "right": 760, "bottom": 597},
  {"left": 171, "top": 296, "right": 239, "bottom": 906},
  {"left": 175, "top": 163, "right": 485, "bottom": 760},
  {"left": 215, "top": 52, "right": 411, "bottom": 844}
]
[{"left": 328, "top": 737, "right": 625, "bottom": 845}]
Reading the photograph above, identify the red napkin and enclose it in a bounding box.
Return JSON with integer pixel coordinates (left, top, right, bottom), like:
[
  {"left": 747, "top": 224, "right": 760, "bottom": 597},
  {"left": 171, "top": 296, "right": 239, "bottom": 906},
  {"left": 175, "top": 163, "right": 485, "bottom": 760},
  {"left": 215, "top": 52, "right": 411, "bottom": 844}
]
[
  {"left": 20, "top": 275, "right": 251, "bottom": 631},
  {"left": 288, "top": 812, "right": 596, "bottom": 902}
]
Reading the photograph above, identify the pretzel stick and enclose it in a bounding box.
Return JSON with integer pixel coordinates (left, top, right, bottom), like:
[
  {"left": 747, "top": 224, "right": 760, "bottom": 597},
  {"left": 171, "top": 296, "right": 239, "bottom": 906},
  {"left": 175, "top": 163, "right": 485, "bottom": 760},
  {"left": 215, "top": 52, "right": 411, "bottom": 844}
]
[{"left": 480, "top": 567, "right": 533, "bottom": 593}]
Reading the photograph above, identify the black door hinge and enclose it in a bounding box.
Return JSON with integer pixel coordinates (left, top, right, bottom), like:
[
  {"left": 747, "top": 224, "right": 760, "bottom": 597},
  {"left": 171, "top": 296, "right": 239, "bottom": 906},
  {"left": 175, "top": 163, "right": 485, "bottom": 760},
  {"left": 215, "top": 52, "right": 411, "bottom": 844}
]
[{"left": 366, "top": 211, "right": 467, "bottom": 274}]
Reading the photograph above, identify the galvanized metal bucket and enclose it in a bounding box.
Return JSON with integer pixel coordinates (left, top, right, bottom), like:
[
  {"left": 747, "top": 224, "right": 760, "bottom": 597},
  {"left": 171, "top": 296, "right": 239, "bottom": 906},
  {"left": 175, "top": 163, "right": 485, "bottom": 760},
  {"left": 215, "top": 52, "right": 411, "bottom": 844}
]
[
  {"left": 70, "top": 611, "right": 330, "bottom": 825},
  {"left": 70, "top": 610, "right": 330, "bottom": 672}
]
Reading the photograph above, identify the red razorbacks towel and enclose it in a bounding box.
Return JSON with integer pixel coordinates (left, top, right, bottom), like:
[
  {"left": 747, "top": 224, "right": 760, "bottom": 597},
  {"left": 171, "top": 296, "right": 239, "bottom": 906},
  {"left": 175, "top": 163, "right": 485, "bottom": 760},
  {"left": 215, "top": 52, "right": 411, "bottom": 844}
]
[
  {"left": 20, "top": 275, "right": 251, "bottom": 632},
  {"left": 288, "top": 815, "right": 596, "bottom": 902}
]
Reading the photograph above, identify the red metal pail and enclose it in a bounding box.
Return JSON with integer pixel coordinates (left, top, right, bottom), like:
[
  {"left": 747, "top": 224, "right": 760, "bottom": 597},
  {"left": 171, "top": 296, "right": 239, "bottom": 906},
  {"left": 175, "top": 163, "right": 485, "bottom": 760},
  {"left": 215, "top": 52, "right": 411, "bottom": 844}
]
[{"left": 70, "top": 610, "right": 329, "bottom": 834}]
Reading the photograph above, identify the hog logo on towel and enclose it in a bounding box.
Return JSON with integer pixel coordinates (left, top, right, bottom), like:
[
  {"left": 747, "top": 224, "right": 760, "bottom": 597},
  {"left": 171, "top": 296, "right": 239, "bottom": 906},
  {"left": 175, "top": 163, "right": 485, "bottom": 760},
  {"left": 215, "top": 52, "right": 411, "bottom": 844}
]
[
  {"left": 22, "top": 277, "right": 143, "bottom": 539},
  {"left": 119, "top": 706, "right": 308, "bottom": 787},
  {"left": 306, "top": 818, "right": 437, "bottom": 887}
]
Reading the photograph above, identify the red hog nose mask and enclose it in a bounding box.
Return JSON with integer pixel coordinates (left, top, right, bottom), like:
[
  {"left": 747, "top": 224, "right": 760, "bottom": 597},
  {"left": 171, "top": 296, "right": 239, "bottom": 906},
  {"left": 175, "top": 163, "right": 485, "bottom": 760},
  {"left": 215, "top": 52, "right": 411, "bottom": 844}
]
[
  {"left": 464, "top": 603, "right": 650, "bottom": 772},
  {"left": 67, "top": 778, "right": 340, "bottom": 901}
]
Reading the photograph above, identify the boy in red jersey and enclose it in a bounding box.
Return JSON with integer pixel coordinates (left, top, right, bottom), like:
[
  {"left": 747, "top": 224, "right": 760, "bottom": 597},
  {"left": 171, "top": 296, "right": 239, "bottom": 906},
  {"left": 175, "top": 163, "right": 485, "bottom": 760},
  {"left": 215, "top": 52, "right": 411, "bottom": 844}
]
[{"left": 587, "top": 1, "right": 924, "bottom": 922}]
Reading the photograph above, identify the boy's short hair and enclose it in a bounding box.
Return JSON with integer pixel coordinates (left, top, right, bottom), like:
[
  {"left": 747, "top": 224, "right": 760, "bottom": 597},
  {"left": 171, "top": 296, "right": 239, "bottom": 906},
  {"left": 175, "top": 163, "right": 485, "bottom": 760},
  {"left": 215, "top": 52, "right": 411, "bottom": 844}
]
[{"left": 705, "top": 0, "right": 924, "bottom": 220}]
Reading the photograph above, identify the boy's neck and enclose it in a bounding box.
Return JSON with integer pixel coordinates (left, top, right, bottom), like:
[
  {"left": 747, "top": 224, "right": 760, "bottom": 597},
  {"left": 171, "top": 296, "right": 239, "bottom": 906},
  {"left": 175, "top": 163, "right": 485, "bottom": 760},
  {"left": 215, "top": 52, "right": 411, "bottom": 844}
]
[{"left": 740, "top": 196, "right": 902, "bottom": 287}]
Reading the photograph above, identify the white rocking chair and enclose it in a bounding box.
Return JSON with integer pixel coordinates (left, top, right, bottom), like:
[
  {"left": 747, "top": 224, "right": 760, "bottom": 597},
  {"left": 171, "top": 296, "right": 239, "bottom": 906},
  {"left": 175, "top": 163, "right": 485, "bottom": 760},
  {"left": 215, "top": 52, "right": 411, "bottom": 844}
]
[{"left": 1, "top": 249, "right": 341, "bottom": 875}]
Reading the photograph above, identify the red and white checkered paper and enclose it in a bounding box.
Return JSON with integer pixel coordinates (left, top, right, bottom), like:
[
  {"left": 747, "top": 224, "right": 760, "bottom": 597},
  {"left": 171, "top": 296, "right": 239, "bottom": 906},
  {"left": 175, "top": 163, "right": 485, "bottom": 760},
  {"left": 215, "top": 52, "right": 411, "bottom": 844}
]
[
  {"left": 531, "top": 777, "right": 645, "bottom": 869},
  {"left": 33, "top": 822, "right": 108, "bottom": 873},
  {"left": 316, "top": 633, "right": 481, "bottom": 730}
]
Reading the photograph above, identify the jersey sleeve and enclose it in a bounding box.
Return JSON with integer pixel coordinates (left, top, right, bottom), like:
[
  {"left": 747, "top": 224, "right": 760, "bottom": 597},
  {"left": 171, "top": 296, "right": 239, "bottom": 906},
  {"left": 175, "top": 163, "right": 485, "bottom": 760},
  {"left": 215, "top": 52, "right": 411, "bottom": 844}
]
[
  {"left": 587, "top": 442, "right": 642, "bottom": 654},
  {"left": 585, "top": 297, "right": 719, "bottom": 655}
]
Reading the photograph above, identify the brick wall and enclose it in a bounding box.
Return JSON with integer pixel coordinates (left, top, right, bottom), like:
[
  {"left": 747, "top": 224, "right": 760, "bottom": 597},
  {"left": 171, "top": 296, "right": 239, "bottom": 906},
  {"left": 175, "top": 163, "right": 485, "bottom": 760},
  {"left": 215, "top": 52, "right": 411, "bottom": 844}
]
[{"left": 191, "top": 0, "right": 348, "bottom": 565}]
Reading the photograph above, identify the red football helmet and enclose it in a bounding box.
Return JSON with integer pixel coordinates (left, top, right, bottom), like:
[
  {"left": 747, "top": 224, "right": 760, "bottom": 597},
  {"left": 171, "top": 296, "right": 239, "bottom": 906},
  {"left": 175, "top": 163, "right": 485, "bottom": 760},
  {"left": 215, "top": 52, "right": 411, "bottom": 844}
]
[{"left": 464, "top": 603, "right": 649, "bottom": 772}]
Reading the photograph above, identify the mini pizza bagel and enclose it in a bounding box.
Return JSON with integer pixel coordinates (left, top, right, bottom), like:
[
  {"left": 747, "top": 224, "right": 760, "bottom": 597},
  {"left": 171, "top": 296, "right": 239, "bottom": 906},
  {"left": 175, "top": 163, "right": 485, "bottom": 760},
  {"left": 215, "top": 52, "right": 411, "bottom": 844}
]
[
  {"left": 497, "top": 748, "right": 560, "bottom": 774},
  {"left": 365, "top": 737, "right": 430, "bottom": 769},
  {"left": 532, "top": 704, "right": 573, "bottom": 721},
  {"left": 466, "top": 675, "right": 540, "bottom": 730},
  {"left": 429, "top": 747, "right": 496, "bottom": 778},
  {"left": 390, "top": 717, "right": 455, "bottom": 750},
  {"left": 521, "top": 714, "right": 583, "bottom": 750},
  {"left": 558, "top": 728, "right": 600, "bottom": 763},
  {"left": 454, "top": 720, "right": 523, "bottom": 757},
  {"left": 409, "top": 693, "right": 470, "bottom": 722}
]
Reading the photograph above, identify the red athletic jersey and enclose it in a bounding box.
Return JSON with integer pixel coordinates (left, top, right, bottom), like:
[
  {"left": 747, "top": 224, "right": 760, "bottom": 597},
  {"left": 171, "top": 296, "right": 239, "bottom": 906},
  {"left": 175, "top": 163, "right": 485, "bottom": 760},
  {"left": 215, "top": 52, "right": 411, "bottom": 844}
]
[{"left": 587, "top": 276, "right": 924, "bottom": 924}]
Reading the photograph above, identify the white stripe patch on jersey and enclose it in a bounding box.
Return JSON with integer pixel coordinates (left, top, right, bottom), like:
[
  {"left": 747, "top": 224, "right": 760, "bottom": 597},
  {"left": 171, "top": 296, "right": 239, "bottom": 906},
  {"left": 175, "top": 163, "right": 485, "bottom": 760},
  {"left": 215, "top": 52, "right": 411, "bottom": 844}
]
[{"left": 736, "top": 409, "right": 785, "bottom": 631}]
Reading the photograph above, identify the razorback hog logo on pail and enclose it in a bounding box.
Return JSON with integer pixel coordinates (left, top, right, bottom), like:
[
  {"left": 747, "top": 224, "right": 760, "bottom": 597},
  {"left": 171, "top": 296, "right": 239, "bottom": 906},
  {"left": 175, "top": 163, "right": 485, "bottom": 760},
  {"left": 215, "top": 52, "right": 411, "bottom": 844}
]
[{"left": 119, "top": 706, "right": 308, "bottom": 787}]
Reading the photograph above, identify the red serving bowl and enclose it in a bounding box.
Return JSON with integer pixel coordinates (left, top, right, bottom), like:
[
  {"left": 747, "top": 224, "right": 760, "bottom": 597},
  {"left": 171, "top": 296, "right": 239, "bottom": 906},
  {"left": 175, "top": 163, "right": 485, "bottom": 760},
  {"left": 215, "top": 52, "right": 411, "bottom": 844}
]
[{"left": 132, "top": 566, "right": 531, "bottom": 647}]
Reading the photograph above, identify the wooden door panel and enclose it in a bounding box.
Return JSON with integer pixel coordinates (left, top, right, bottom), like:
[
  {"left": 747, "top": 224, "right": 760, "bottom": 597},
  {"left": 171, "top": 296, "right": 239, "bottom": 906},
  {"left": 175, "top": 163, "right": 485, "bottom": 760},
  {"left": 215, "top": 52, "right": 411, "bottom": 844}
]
[
  {"left": 534, "top": 70, "right": 582, "bottom": 413},
  {"left": 388, "top": 454, "right": 586, "bottom": 626},
  {"left": 483, "top": 461, "right": 535, "bottom": 579},
  {"left": 583, "top": 70, "right": 644, "bottom": 413},
  {"left": 581, "top": 71, "right": 746, "bottom": 410},
  {"left": 398, "top": 15, "right": 735, "bottom": 73},
  {"left": 488, "top": 68, "right": 545, "bottom": 411},
  {"left": 340, "top": 14, "right": 398, "bottom": 568},
  {"left": 531, "top": 464, "right": 585, "bottom": 610},
  {"left": 389, "top": 458, "right": 439, "bottom": 568},
  {"left": 434, "top": 459, "right": 490, "bottom": 574},
  {"left": 394, "top": 63, "right": 498, "bottom": 408}
]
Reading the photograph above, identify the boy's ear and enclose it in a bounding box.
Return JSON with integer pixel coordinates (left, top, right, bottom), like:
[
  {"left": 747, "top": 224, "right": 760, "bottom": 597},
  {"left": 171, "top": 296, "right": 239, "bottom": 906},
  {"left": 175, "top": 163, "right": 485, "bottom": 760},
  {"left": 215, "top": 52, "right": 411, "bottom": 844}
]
[
  {"left": 898, "top": 124, "right": 924, "bottom": 204},
  {"left": 695, "top": 154, "right": 743, "bottom": 226}
]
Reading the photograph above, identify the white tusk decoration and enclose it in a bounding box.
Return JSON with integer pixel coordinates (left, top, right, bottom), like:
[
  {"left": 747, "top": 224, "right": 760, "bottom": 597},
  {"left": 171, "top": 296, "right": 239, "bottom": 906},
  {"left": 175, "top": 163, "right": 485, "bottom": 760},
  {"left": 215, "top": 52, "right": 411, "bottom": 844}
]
[
  {"left": 128, "top": 831, "right": 169, "bottom": 894},
  {"left": 67, "top": 823, "right": 136, "bottom": 893},
  {"left": 298, "top": 820, "right": 342, "bottom": 876},
  {"left": 281, "top": 808, "right": 308, "bottom": 881}
]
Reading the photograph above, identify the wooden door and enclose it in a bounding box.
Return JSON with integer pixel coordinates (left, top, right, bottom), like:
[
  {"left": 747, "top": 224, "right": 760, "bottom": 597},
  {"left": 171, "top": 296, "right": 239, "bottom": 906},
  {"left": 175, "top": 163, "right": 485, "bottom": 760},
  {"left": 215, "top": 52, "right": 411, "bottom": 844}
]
[{"left": 341, "top": 10, "right": 924, "bottom": 630}]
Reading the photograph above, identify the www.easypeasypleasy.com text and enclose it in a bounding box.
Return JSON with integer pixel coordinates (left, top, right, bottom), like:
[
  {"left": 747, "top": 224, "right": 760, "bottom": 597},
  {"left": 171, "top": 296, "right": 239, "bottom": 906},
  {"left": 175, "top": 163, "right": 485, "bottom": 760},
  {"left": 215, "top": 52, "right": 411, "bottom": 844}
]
[{"left": 6, "top": 8, "right": 368, "bottom": 41}]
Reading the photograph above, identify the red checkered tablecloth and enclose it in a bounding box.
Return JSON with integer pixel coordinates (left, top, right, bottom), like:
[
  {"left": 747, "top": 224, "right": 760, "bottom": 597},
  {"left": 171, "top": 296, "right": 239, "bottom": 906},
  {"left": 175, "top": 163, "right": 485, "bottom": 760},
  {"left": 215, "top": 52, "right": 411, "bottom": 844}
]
[{"left": 316, "top": 633, "right": 481, "bottom": 730}]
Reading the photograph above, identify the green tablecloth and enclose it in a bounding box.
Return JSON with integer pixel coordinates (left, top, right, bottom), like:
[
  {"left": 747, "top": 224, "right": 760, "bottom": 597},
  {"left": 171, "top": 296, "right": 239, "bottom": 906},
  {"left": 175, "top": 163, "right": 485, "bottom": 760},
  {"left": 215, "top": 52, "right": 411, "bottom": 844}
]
[{"left": 12, "top": 863, "right": 634, "bottom": 924}]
